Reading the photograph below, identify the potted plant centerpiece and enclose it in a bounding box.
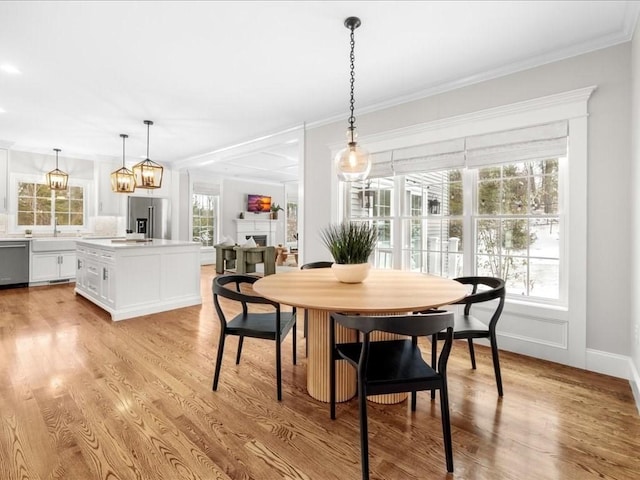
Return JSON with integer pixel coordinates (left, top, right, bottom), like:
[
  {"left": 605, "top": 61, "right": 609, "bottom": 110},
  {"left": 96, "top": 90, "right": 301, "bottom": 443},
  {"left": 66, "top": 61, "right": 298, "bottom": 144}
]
[
  {"left": 270, "top": 203, "right": 284, "bottom": 220},
  {"left": 320, "top": 221, "right": 378, "bottom": 283}
]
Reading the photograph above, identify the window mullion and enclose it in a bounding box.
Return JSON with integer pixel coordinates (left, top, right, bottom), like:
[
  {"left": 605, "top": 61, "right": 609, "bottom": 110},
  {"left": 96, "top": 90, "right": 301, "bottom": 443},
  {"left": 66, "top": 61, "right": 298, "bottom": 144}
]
[{"left": 462, "top": 168, "right": 475, "bottom": 276}]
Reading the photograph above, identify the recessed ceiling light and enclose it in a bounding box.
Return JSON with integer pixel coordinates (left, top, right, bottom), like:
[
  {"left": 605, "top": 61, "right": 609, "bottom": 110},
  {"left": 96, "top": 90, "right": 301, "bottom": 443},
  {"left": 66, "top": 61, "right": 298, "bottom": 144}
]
[
  {"left": 0, "top": 107, "right": 6, "bottom": 113},
  {"left": 1, "top": 64, "right": 21, "bottom": 75}
]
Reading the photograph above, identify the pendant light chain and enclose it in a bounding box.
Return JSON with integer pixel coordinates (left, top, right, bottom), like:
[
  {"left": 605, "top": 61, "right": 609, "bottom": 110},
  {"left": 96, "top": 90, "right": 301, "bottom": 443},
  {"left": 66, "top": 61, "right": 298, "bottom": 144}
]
[
  {"left": 348, "top": 24, "right": 356, "bottom": 138},
  {"left": 146, "top": 121, "right": 150, "bottom": 158}
]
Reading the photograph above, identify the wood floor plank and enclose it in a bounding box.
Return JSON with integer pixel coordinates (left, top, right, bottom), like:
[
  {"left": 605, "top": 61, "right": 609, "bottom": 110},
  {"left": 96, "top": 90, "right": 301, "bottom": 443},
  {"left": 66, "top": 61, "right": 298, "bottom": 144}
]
[{"left": 0, "top": 266, "right": 639, "bottom": 480}]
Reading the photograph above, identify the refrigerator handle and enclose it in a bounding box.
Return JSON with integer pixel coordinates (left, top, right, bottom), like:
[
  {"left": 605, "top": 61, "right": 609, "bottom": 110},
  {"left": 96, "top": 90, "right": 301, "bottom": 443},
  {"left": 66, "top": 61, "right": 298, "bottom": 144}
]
[{"left": 148, "top": 205, "right": 154, "bottom": 239}]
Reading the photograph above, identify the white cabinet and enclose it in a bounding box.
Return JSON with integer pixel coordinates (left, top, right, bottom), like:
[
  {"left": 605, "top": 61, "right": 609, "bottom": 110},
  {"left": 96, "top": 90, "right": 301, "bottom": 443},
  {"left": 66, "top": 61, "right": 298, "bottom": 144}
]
[
  {"left": 76, "top": 245, "right": 115, "bottom": 307},
  {"left": 31, "top": 251, "right": 77, "bottom": 283},
  {"left": 96, "top": 161, "right": 124, "bottom": 216},
  {"left": 0, "top": 149, "right": 7, "bottom": 213},
  {"left": 75, "top": 239, "right": 201, "bottom": 321}
]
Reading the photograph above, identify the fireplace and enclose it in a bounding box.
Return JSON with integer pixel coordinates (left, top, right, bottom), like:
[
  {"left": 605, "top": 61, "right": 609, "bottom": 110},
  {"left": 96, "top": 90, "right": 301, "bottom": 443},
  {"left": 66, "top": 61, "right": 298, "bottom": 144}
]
[
  {"left": 243, "top": 235, "right": 267, "bottom": 246},
  {"left": 235, "top": 219, "right": 276, "bottom": 246}
]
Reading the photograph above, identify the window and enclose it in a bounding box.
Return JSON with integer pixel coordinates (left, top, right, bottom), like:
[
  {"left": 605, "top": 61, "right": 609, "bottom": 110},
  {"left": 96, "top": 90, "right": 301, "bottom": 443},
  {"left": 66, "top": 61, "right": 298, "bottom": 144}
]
[
  {"left": 286, "top": 201, "right": 298, "bottom": 246},
  {"left": 192, "top": 193, "right": 218, "bottom": 247},
  {"left": 475, "top": 160, "right": 559, "bottom": 299},
  {"left": 402, "top": 170, "right": 463, "bottom": 278},
  {"left": 17, "top": 181, "right": 84, "bottom": 227},
  {"left": 345, "top": 123, "right": 566, "bottom": 304}
]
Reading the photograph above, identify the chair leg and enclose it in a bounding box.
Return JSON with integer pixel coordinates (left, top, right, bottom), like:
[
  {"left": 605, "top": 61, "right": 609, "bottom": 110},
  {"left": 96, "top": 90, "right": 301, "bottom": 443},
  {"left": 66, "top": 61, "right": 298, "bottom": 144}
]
[
  {"left": 411, "top": 391, "right": 417, "bottom": 411},
  {"left": 213, "top": 333, "right": 226, "bottom": 391},
  {"left": 330, "top": 353, "right": 336, "bottom": 420},
  {"left": 236, "top": 336, "right": 244, "bottom": 365},
  {"left": 439, "top": 384, "right": 454, "bottom": 473},
  {"left": 292, "top": 319, "right": 297, "bottom": 365},
  {"left": 467, "top": 338, "right": 477, "bottom": 369},
  {"left": 490, "top": 332, "right": 504, "bottom": 397},
  {"left": 276, "top": 338, "right": 282, "bottom": 401},
  {"left": 431, "top": 334, "right": 437, "bottom": 400},
  {"left": 358, "top": 382, "right": 370, "bottom": 480}
]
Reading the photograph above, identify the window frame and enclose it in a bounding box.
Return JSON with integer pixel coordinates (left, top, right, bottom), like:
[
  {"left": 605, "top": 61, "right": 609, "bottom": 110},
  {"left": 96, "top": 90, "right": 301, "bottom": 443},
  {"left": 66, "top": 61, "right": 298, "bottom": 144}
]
[
  {"left": 345, "top": 157, "right": 566, "bottom": 305},
  {"left": 10, "top": 173, "right": 89, "bottom": 234},
  {"left": 191, "top": 192, "right": 219, "bottom": 248}
]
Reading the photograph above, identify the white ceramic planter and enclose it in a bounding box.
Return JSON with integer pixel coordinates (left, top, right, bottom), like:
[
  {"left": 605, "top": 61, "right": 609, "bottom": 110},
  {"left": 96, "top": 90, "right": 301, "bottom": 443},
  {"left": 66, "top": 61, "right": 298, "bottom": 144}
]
[{"left": 331, "top": 263, "right": 370, "bottom": 283}]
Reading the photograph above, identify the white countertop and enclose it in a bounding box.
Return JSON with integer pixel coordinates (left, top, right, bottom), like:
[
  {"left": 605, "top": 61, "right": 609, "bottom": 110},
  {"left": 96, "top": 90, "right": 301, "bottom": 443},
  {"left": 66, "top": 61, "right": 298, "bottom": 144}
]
[{"left": 76, "top": 238, "right": 200, "bottom": 249}]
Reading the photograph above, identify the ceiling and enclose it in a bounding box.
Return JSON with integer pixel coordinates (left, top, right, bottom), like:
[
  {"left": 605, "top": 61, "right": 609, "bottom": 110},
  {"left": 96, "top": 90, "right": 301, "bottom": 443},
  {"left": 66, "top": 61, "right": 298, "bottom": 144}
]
[{"left": 0, "top": 1, "right": 637, "bottom": 184}]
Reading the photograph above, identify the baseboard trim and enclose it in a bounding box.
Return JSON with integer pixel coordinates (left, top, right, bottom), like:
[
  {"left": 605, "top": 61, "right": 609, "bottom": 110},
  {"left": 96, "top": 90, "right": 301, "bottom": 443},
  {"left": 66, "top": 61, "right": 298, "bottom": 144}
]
[
  {"left": 585, "top": 349, "right": 640, "bottom": 415},
  {"left": 629, "top": 358, "right": 640, "bottom": 415},
  {"left": 585, "top": 348, "right": 630, "bottom": 379}
]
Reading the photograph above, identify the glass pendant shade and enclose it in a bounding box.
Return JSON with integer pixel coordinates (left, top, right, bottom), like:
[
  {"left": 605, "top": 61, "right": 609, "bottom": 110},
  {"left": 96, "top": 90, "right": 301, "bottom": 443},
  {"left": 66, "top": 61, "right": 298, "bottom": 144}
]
[
  {"left": 111, "top": 134, "right": 136, "bottom": 193},
  {"left": 133, "top": 120, "right": 163, "bottom": 189},
  {"left": 335, "top": 142, "right": 371, "bottom": 182},
  {"left": 47, "top": 148, "right": 68, "bottom": 190}
]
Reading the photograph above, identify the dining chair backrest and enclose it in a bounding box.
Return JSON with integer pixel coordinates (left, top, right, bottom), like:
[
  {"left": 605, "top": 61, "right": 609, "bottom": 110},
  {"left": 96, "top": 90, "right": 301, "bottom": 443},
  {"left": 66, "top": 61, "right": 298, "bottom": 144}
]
[
  {"left": 213, "top": 274, "right": 278, "bottom": 320},
  {"left": 452, "top": 276, "right": 505, "bottom": 326},
  {"left": 333, "top": 311, "right": 454, "bottom": 338},
  {"left": 300, "top": 261, "right": 333, "bottom": 270}
]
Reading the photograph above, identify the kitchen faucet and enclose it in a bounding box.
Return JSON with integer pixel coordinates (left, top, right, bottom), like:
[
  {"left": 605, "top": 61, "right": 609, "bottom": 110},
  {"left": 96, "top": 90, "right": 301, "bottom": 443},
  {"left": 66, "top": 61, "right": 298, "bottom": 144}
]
[{"left": 53, "top": 218, "right": 59, "bottom": 237}]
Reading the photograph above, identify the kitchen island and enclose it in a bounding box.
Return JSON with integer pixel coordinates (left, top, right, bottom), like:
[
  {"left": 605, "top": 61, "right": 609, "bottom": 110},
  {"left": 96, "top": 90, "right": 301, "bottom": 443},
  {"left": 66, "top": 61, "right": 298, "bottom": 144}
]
[{"left": 75, "top": 238, "right": 201, "bottom": 321}]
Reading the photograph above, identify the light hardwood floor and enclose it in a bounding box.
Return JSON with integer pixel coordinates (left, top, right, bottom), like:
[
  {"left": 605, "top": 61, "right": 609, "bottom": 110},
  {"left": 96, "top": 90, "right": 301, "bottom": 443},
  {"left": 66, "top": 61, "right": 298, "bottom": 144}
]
[{"left": 0, "top": 265, "right": 638, "bottom": 479}]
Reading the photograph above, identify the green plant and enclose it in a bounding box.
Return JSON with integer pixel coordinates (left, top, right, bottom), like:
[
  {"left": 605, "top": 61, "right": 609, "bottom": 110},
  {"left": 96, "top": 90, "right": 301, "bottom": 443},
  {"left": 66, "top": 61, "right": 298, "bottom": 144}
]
[
  {"left": 270, "top": 203, "right": 284, "bottom": 212},
  {"left": 320, "top": 222, "right": 378, "bottom": 264}
]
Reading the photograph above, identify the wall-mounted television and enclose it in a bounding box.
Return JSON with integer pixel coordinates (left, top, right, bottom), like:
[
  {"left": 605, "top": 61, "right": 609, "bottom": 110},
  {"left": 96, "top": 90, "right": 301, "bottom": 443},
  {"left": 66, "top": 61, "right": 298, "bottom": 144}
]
[{"left": 247, "top": 194, "right": 271, "bottom": 213}]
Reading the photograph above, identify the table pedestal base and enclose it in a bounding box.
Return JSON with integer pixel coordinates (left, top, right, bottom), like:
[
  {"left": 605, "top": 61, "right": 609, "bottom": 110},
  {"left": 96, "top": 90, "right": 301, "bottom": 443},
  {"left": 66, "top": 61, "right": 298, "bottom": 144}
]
[
  {"left": 307, "top": 309, "right": 357, "bottom": 402},
  {"left": 306, "top": 309, "right": 408, "bottom": 404}
]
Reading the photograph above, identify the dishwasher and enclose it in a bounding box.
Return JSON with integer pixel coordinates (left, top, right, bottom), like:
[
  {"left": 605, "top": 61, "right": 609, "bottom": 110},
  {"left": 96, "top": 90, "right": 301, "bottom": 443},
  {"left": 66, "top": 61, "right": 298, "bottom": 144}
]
[{"left": 0, "top": 240, "right": 30, "bottom": 288}]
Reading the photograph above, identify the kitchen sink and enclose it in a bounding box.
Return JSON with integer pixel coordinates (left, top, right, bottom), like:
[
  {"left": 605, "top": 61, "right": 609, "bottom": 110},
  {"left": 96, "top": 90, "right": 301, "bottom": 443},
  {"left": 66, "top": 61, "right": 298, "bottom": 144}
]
[{"left": 31, "top": 238, "right": 77, "bottom": 252}]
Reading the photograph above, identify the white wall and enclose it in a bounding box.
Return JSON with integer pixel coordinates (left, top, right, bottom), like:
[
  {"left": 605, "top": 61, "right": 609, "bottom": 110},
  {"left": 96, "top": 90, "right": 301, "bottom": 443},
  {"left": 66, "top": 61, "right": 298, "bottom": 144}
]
[
  {"left": 220, "top": 178, "right": 286, "bottom": 245},
  {"left": 630, "top": 19, "right": 640, "bottom": 401},
  {"left": 304, "top": 43, "right": 632, "bottom": 359}
]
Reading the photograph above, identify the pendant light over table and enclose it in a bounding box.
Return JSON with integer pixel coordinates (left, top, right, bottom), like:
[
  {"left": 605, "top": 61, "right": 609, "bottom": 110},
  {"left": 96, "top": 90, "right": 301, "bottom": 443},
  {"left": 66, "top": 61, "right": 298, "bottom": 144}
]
[
  {"left": 46, "top": 148, "right": 68, "bottom": 191},
  {"left": 111, "top": 134, "right": 136, "bottom": 193},
  {"left": 335, "top": 16, "right": 371, "bottom": 182},
  {"left": 133, "top": 120, "right": 163, "bottom": 189}
]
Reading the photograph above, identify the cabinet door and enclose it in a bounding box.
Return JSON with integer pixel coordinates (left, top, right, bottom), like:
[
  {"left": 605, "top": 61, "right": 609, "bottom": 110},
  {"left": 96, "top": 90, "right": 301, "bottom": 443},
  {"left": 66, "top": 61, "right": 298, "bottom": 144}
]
[
  {"left": 100, "top": 264, "right": 116, "bottom": 307},
  {"left": 97, "top": 161, "right": 124, "bottom": 216},
  {"left": 59, "top": 252, "right": 77, "bottom": 279},
  {"left": 84, "top": 260, "right": 101, "bottom": 299},
  {"left": 31, "top": 254, "right": 61, "bottom": 282},
  {"left": 0, "top": 149, "right": 7, "bottom": 213},
  {"left": 76, "top": 255, "right": 86, "bottom": 288}
]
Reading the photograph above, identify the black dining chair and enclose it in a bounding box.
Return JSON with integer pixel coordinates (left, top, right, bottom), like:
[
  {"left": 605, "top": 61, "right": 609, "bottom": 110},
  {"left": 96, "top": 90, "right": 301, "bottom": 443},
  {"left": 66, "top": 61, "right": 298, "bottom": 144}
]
[
  {"left": 329, "top": 311, "right": 455, "bottom": 479},
  {"left": 212, "top": 274, "right": 297, "bottom": 401},
  {"left": 430, "top": 276, "right": 506, "bottom": 397},
  {"left": 300, "top": 261, "right": 333, "bottom": 356}
]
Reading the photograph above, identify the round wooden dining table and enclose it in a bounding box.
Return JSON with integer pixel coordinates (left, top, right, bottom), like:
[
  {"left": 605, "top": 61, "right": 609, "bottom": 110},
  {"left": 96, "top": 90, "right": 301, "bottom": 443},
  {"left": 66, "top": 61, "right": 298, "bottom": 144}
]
[{"left": 253, "top": 268, "right": 468, "bottom": 404}]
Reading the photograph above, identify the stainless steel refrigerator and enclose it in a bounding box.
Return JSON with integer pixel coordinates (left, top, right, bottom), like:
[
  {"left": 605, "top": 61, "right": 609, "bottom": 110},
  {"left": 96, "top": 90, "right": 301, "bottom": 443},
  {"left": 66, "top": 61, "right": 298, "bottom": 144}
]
[{"left": 127, "top": 197, "right": 171, "bottom": 239}]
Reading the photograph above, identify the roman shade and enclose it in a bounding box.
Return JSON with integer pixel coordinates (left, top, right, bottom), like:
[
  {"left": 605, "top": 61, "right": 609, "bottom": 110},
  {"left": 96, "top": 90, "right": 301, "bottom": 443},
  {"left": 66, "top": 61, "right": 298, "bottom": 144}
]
[{"left": 367, "top": 121, "right": 568, "bottom": 178}]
